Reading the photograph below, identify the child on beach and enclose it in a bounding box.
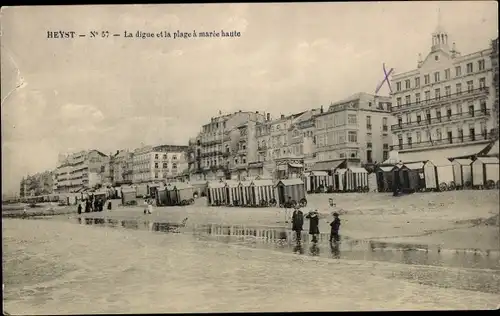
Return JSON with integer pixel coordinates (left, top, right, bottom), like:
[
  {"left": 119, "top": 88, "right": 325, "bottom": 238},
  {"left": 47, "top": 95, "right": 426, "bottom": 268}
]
[{"left": 330, "top": 212, "right": 341, "bottom": 243}]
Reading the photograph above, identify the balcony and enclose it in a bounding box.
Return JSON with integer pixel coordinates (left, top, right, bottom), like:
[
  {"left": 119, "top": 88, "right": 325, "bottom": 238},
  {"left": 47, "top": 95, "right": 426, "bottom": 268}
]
[
  {"left": 391, "top": 87, "right": 490, "bottom": 113},
  {"left": 258, "top": 145, "right": 268, "bottom": 152},
  {"left": 391, "top": 132, "right": 490, "bottom": 151},
  {"left": 391, "top": 109, "right": 491, "bottom": 131},
  {"left": 200, "top": 151, "right": 223, "bottom": 158}
]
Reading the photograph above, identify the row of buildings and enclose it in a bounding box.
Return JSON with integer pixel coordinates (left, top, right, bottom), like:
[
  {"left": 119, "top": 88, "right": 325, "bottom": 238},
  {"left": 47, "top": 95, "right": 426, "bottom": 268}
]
[
  {"left": 19, "top": 20, "right": 499, "bottom": 196},
  {"left": 186, "top": 23, "right": 499, "bottom": 181}
]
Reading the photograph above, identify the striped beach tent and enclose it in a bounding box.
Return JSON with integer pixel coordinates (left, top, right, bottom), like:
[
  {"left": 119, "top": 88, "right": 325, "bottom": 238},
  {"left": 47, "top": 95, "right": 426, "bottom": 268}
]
[
  {"left": 225, "top": 180, "right": 241, "bottom": 206},
  {"left": 334, "top": 168, "right": 347, "bottom": 191},
  {"left": 238, "top": 180, "right": 253, "bottom": 206},
  {"left": 207, "top": 180, "right": 227, "bottom": 206},
  {"left": 251, "top": 179, "right": 275, "bottom": 205},
  {"left": 346, "top": 167, "right": 369, "bottom": 192}
]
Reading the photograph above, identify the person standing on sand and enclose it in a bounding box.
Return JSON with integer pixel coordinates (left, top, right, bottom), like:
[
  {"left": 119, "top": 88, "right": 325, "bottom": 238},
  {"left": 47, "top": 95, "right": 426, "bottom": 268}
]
[
  {"left": 77, "top": 202, "right": 82, "bottom": 214},
  {"left": 291, "top": 206, "right": 304, "bottom": 243},
  {"left": 330, "top": 212, "right": 341, "bottom": 243},
  {"left": 306, "top": 209, "right": 320, "bottom": 243},
  {"left": 147, "top": 199, "right": 153, "bottom": 214}
]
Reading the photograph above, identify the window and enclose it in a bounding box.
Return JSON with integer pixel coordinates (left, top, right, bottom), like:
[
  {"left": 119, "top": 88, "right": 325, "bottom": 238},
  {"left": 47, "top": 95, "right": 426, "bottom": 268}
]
[
  {"left": 425, "top": 91, "right": 430, "bottom": 101},
  {"left": 407, "top": 133, "right": 412, "bottom": 147},
  {"left": 481, "top": 100, "right": 487, "bottom": 113},
  {"left": 478, "top": 59, "right": 485, "bottom": 71},
  {"left": 425, "top": 109, "right": 431, "bottom": 122},
  {"left": 348, "top": 114, "right": 357, "bottom": 124},
  {"left": 154, "top": 162, "right": 159, "bottom": 169},
  {"left": 396, "top": 97, "right": 402, "bottom": 107},
  {"left": 383, "top": 150, "right": 389, "bottom": 161},
  {"left": 242, "top": 158, "right": 246, "bottom": 164},
  {"left": 368, "top": 102, "right": 372, "bottom": 107},
  {"left": 367, "top": 150, "right": 372, "bottom": 163},
  {"left": 163, "top": 162, "right": 168, "bottom": 168},
  {"left": 479, "top": 77, "right": 486, "bottom": 89},
  {"left": 467, "top": 80, "right": 474, "bottom": 93},
  {"left": 436, "top": 109, "right": 442, "bottom": 121},
  {"left": 445, "top": 86, "right": 451, "bottom": 97},
  {"left": 383, "top": 143, "right": 389, "bottom": 150},
  {"left": 415, "top": 77, "right": 420, "bottom": 88},
  {"left": 387, "top": 103, "right": 392, "bottom": 112},
  {"left": 405, "top": 95, "right": 411, "bottom": 105},
  {"left": 444, "top": 68, "right": 450, "bottom": 79},
  {"left": 416, "top": 131, "right": 421, "bottom": 143},
  {"left": 163, "top": 154, "right": 167, "bottom": 159},
  {"left": 172, "top": 163, "right": 177, "bottom": 169},
  {"left": 424, "top": 74, "right": 430, "bottom": 85},
  {"left": 406, "top": 113, "right": 411, "bottom": 124},
  {"left": 456, "top": 83, "right": 462, "bottom": 95},
  {"left": 172, "top": 155, "right": 177, "bottom": 160},
  {"left": 456, "top": 104, "right": 462, "bottom": 115},
  {"left": 415, "top": 93, "right": 421, "bottom": 104},
  {"left": 396, "top": 82, "right": 401, "bottom": 91},
  {"left": 436, "top": 128, "right": 442, "bottom": 140},
  {"left": 155, "top": 172, "right": 159, "bottom": 179},
  {"left": 382, "top": 117, "right": 388, "bottom": 131},
  {"left": 397, "top": 116, "right": 402, "bottom": 126},
  {"left": 434, "top": 71, "right": 440, "bottom": 83},
  {"left": 455, "top": 66, "right": 462, "bottom": 77},
  {"left": 447, "top": 128, "right": 453, "bottom": 144},
  {"left": 366, "top": 116, "right": 371, "bottom": 129},
  {"left": 348, "top": 131, "right": 357, "bottom": 143},
  {"left": 481, "top": 122, "right": 487, "bottom": 138},
  {"left": 155, "top": 154, "right": 159, "bottom": 159},
  {"left": 435, "top": 88, "right": 441, "bottom": 100},
  {"left": 398, "top": 135, "right": 403, "bottom": 148},
  {"left": 405, "top": 79, "right": 410, "bottom": 89},
  {"left": 466, "top": 62, "right": 473, "bottom": 74},
  {"left": 446, "top": 107, "right": 452, "bottom": 119},
  {"left": 417, "top": 114, "right": 421, "bottom": 124}
]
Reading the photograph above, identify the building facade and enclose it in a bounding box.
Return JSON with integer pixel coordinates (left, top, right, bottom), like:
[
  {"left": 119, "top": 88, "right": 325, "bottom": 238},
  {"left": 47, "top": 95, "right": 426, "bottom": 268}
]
[
  {"left": 187, "top": 111, "right": 266, "bottom": 181},
  {"left": 132, "top": 145, "right": 188, "bottom": 184},
  {"left": 390, "top": 23, "right": 496, "bottom": 162},
  {"left": 491, "top": 37, "right": 499, "bottom": 133},
  {"left": 110, "top": 150, "right": 134, "bottom": 186},
  {"left": 55, "top": 150, "right": 109, "bottom": 193},
  {"left": 19, "top": 171, "right": 55, "bottom": 198},
  {"left": 313, "top": 93, "right": 393, "bottom": 170}
]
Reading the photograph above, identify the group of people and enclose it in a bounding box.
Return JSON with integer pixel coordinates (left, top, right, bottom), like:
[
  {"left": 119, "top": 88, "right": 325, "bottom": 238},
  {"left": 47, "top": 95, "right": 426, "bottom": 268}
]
[
  {"left": 289, "top": 197, "right": 341, "bottom": 244},
  {"left": 77, "top": 194, "right": 112, "bottom": 214},
  {"left": 143, "top": 198, "right": 155, "bottom": 214}
]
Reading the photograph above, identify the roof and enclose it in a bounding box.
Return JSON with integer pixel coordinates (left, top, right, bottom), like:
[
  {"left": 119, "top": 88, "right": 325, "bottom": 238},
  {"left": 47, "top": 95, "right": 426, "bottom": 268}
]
[
  {"left": 121, "top": 186, "right": 137, "bottom": 193},
  {"left": 276, "top": 178, "right": 304, "bottom": 186},
  {"left": 239, "top": 180, "right": 252, "bottom": 187},
  {"left": 348, "top": 167, "right": 368, "bottom": 174},
  {"left": 207, "top": 181, "right": 226, "bottom": 189},
  {"left": 398, "top": 143, "right": 487, "bottom": 162},
  {"left": 473, "top": 157, "right": 499, "bottom": 164},
  {"left": 485, "top": 140, "right": 499, "bottom": 156},
  {"left": 172, "top": 182, "right": 193, "bottom": 190},
  {"left": 425, "top": 157, "right": 452, "bottom": 167},
  {"left": 252, "top": 179, "right": 274, "bottom": 186},
  {"left": 452, "top": 159, "right": 472, "bottom": 166},
  {"left": 335, "top": 168, "right": 347, "bottom": 175},
  {"left": 377, "top": 166, "right": 394, "bottom": 172},
  {"left": 310, "top": 171, "right": 328, "bottom": 176},
  {"left": 403, "top": 162, "right": 424, "bottom": 170},
  {"left": 225, "top": 180, "right": 240, "bottom": 188},
  {"left": 311, "top": 159, "right": 344, "bottom": 171}
]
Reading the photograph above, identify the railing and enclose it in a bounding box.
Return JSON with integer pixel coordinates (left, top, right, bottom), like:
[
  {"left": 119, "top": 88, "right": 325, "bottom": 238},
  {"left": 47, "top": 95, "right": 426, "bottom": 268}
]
[
  {"left": 391, "top": 109, "right": 490, "bottom": 131},
  {"left": 200, "top": 151, "right": 223, "bottom": 158},
  {"left": 391, "top": 87, "right": 489, "bottom": 113},
  {"left": 391, "top": 132, "right": 490, "bottom": 151}
]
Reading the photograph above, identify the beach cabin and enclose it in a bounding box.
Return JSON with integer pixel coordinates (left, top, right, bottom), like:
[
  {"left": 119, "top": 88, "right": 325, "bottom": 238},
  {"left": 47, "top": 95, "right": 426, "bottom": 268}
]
[
  {"left": 207, "top": 180, "right": 227, "bottom": 206},
  {"left": 121, "top": 186, "right": 137, "bottom": 205},
  {"left": 156, "top": 187, "right": 170, "bottom": 206},
  {"left": 251, "top": 179, "right": 276, "bottom": 206},
  {"left": 375, "top": 166, "right": 394, "bottom": 192},
  {"left": 399, "top": 162, "right": 425, "bottom": 193},
  {"left": 367, "top": 172, "right": 378, "bottom": 192},
  {"left": 238, "top": 180, "right": 254, "bottom": 206},
  {"left": 169, "top": 182, "right": 195, "bottom": 205},
  {"left": 423, "top": 157, "right": 455, "bottom": 191},
  {"left": 189, "top": 180, "right": 208, "bottom": 198},
  {"left": 471, "top": 157, "right": 500, "bottom": 189},
  {"left": 345, "top": 167, "right": 369, "bottom": 192},
  {"left": 225, "top": 180, "right": 241, "bottom": 206},
  {"left": 451, "top": 159, "right": 473, "bottom": 189},
  {"left": 136, "top": 184, "right": 148, "bottom": 198},
  {"left": 275, "top": 178, "right": 307, "bottom": 207},
  {"left": 333, "top": 168, "right": 347, "bottom": 192},
  {"left": 306, "top": 171, "right": 330, "bottom": 193},
  {"left": 390, "top": 163, "right": 404, "bottom": 192}
]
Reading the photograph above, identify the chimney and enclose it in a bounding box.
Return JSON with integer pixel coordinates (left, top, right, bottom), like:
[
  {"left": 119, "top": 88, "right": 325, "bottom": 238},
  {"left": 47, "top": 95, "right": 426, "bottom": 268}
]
[
  {"left": 320, "top": 106, "right": 324, "bottom": 114},
  {"left": 266, "top": 113, "right": 270, "bottom": 121}
]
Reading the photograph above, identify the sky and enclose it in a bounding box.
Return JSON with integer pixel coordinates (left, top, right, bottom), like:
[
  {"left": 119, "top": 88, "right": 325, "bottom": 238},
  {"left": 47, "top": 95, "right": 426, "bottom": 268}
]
[{"left": 1, "top": 2, "right": 498, "bottom": 195}]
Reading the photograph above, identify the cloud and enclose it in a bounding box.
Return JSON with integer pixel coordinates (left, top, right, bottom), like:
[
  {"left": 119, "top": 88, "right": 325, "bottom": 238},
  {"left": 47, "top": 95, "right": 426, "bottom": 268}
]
[{"left": 60, "top": 103, "right": 105, "bottom": 121}]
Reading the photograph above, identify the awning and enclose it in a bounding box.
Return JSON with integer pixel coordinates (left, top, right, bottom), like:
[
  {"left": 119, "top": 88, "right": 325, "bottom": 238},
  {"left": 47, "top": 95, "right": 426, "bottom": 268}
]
[
  {"left": 404, "top": 162, "right": 424, "bottom": 170},
  {"left": 486, "top": 140, "right": 499, "bottom": 156},
  {"left": 311, "top": 159, "right": 344, "bottom": 171},
  {"left": 348, "top": 167, "right": 368, "bottom": 174},
  {"left": 289, "top": 163, "right": 303, "bottom": 168},
  {"left": 277, "top": 165, "right": 287, "bottom": 171},
  {"left": 378, "top": 166, "right": 394, "bottom": 172},
  {"left": 310, "top": 171, "right": 328, "bottom": 176},
  {"left": 398, "top": 143, "right": 488, "bottom": 163}
]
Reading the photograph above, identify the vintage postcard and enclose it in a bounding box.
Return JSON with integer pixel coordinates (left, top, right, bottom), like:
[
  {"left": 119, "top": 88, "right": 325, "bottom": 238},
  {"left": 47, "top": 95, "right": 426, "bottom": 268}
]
[{"left": 1, "top": 2, "right": 499, "bottom": 313}]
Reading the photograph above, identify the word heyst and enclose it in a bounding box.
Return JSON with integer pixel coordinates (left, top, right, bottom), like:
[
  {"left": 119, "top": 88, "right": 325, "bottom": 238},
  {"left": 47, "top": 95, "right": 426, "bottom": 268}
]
[{"left": 46, "top": 30, "right": 242, "bottom": 40}]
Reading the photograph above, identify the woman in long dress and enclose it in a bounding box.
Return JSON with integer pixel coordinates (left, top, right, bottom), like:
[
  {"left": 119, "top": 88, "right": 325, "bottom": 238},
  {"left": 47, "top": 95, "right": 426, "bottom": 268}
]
[{"left": 306, "top": 209, "right": 320, "bottom": 243}]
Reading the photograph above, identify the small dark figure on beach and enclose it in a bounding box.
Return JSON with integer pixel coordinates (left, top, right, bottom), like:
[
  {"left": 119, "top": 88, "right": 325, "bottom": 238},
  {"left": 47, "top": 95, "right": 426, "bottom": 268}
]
[
  {"left": 306, "top": 210, "right": 320, "bottom": 243},
  {"left": 291, "top": 206, "right": 304, "bottom": 243},
  {"left": 107, "top": 201, "right": 112, "bottom": 210},
  {"left": 93, "top": 198, "right": 99, "bottom": 213},
  {"left": 330, "top": 212, "right": 341, "bottom": 243},
  {"left": 77, "top": 203, "right": 82, "bottom": 214},
  {"left": 85, "top": 200, "right": 90, "bottom": 213}
]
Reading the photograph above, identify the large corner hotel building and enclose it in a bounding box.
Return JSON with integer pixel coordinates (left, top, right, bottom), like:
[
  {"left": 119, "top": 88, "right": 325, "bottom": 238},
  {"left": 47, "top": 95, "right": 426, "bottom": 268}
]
[{"left": 390, "top": 22, "right": 497, "bottom": 162}]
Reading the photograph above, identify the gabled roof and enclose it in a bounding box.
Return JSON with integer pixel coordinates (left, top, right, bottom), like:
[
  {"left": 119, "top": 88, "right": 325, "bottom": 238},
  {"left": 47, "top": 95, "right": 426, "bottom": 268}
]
[
  {"left": 276, "top": 178, "right": 303, "bottom": 186},
  {"left": 348, "top": 167, "right": 368, "bottom": 174},
  {"left": 225, "top": 180, "right": 240, "bottom": 188},
  {"left": 207, "top": 181, "right": 225, "bottom": 189},
  {"left": 403, "top": 162, "right": 424, "bottom": 170},
  {"left": 474, "top": 157, "right": 499, "bottom": 164},
  {"left": 452, "top": 159, "right": 472, "bottom": 166},
  {"left": 251, "top": 179, "right": 274, "bottom": 186}
]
